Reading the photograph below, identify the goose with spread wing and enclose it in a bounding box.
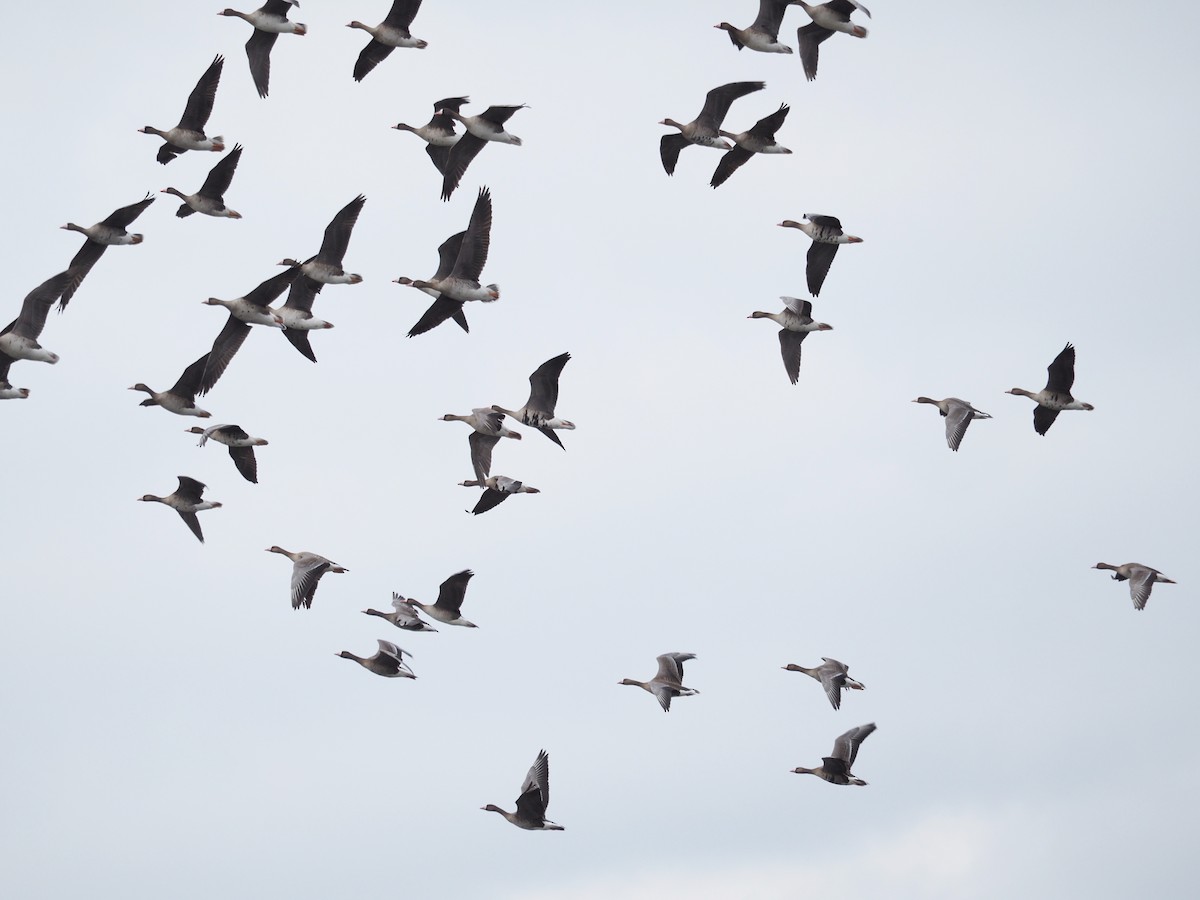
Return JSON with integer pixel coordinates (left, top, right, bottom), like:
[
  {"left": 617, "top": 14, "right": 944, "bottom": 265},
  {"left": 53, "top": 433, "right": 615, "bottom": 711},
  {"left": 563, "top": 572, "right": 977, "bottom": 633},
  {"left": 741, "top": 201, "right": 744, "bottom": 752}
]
[
  {"left": 337, "top": 640, "right": 416, "bottom": 678},
  {"left": 266, "top": 546, "right": 348, "bottom": 610},
  {"left": 620, "top": 653, "right": 700, "bottom": 712},
  {"left": 491, "top": 352, "right": 575, "bottom": 448},
  {"left": 715, "top": 0, "right": 795, "bottom": 53},
  {"left": 393, "top": 569, "right": 477, "bottom": 627},
  {"left": 459, "top": 476, "right": 540, "bottom": 516},
  {"left": 198, "top": 268, "right": 295, "bottom": 395},
  {"left": 363, "top": 593, "right": 439, "bottom": 632},
  {"left": 57, "top": 194, "right": 155, "bottom": 309},
  {"left": 438, "top": 103, "right": 526, "bottom": 201},
  {"left": 185, "top": 424, "right": 268, "bottom": 483},
  {"left": 0, "top": 271, "right": 74, "bottom": 370},
  {"left": 912, "top": 397, "right": 992, "bottom": 452},
  {"left": 778, "top": 214, "right": 862, "bottom": 297},
  {"left": 792, "top": 722, "right": 876, "bottom": 784},
  {"left": 748, "top": 297, "right": 832, "bottom": 384},
  {"left": 794, "top": 0, "right": 871, "bottom": 81},
  {"left": 219, "top": 1, "right": 306, "bottom": 98},
  {"left": 1006, "top": 343, "right": 1094, "bottom": 435},
  {"left": 783, "top": 658, "right": 865, "bottom": 710},
  {"left": 349, "top": 0, "right": 427, "bottom": 82},
  {"left": 393, "top": 96, "right": 468, "bottom": 174},
  {"left": 1092, "top": 563, "right": 1176, "bottom": 611},
  {"left": 441, "top": 408, "right": 521, "bottom": 484},
  {"left": 140, "top": 55, "right": 226, "bottom": 164},
  {"left": 711, "top": 103, "right": 791, "bottom": 188},
  {"left": 162, "top": 144, "right": 243, "bottom": 218},
  {"left": 129, "top": 353, "right": 212, "bottom": 418},
  {"left": 138, "top": 476, "right": 222, "bottom": 544},
  {"left": 660, "top": 81, "right": 765, "bottom": 175},
  {"left": 483, "top": 750, "right": 564, "bottom": 831},
  {"left": 278, "top": 194, "right": 366, "bottom": 286}
]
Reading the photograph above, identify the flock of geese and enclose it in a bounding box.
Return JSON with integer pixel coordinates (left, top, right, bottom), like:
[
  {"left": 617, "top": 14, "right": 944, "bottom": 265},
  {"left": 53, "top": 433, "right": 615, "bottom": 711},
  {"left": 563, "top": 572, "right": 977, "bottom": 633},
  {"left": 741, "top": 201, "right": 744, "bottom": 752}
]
[{"left": 3, "top": 0, "right": 1180, "bottom": 839}]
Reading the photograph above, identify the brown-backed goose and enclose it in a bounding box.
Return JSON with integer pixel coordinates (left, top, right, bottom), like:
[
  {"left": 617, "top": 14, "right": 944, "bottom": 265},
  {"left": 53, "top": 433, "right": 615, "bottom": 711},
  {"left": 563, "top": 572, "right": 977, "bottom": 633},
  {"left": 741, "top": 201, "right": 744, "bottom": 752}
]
[
  {"left": 129, "top": 353, "right": 212, "bottom": 418},
  {"left": 439, "top": 104, "right": 526, "bottom": 201},
  {"left": 393, "top": 569, "right": 477, "bottom": 627},
  {"left": 0, "top": 270, "right": 74, "bottom": 369},
  {"left": 363, "top": 592, "right": 439, "bottom": 632},
  {"left": 398, "top": 231, "right": 470, "bottom": 337},
  {"left": 660, "top": 81, "right": 765, "bottom": 176},
  {"left": 138, "top": 476, "right": 222, "bottom": 544},
  {"left": 491, "top": 352, "right": 575, "bottom": 448},
  {"left": 441, "top": 408, "right": 521, "bottom": 484},
  {"left": 912, "top": 397, "right": 992, "bottom": 452},
  {"left": 185, "top": 424, "right": 268, "bottom": 483},
  {"left": 266, "top": 546, "right": 348, "bottom": 609},
  {"left": 483, "top": 750, "right": 564, "bottom": 831},
  {"left": 715, "top": 0, "right": 795, "bottom": 53},
  {"left": 711, "top": 103, "right": 792, "bottom": 188},
  {"left": 795, "top": 0, "right": 871, "bottom": 81},
  {"left": 57, "top": 194, "right": 155, "bottom": 310},
  {"left": 139, "top": 55, "right": 225, "bottom": 164},
  {"left": 1006, "top": 343, "right": 1094, "bottom": 435},
  {"left": 393, "top": 96, "right": 468, "bottom": 174},
  {"left": 349, "top": 0, "right": 427, "bottom": 82},
  {"left": 162, "top": 144, "right": 243, "bottom": 218},
  {"left": 278, "top": 194, "right": 366, "bottom": 285},
  {"left": 619, "top": 652, "right": 699, "bottom": 712},
  {"left": 778, "top": 214, "right": 862, "bottom": 297},
  {"left": 459, "top": 476, "right": 540, "bottom": 516},
  {"left": 198, "top": 268, "right": 296, "bottom": 395},
  {"left": 219, "top": 1, "right": 306, "bottom": 98},
  {"left": 1092, "top": 563, "right": 1176, "bottom": 611},
  {"left": 792, "top": 722, "right": 876, "bottom": 784},
  {"left": 274, "top": 262, "right": 333, "bottom": 361},
  {"left": 783, "top": 658, "right": 865, "bottom": 710},
  {"left": 337, "top": 640, "right": 416, "bottom": 678},
  {"left": 748, "top": 297, "right": 831, "bottom": 384}
]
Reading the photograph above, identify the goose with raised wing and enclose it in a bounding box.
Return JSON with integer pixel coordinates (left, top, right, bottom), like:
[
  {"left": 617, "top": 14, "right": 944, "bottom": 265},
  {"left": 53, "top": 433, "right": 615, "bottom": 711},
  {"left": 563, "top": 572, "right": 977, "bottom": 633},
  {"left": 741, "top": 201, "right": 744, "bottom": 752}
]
[
  {"left": 337, "top": 640, "right": 416, "bottom": 678},
  {"left": 349, "top": 0, "right": 427, "bottom": 82},
  {"left": 748, "top": 297, "right": 831, "bottom": 384},
  {"left": 783, "top": 658, "right": 865, "bottom": 710},
  {"left": 198, "top": 268, "right": 295, "bottom": 395},
  {"left": 1006, "top": 343, "right": 1094, "bottom": 435},
  {"left": 185, "top": 424, "right": 268, "bottom": 483},
  {"left": 620, "top": 653, "right": 699, "bottom": 712},
  {"left": 139, "top": 55, "right": 225, "bottom": 164},
  {"left": 912, "top": 397, "right": 992, "bottom": 452},
  {"left": 491, "top": 352, "right": 575, "bottom": 448},
  {"left": 219, "top": 1, "right": 306, "bottom": 98},
  {"left": 0, "top": 271, "right": 73, "bottom": 369},
  {"left": 398, "top": 231, "right": 472, "bottom": 337},
  {"left": 439, "top": 104, "right": 526, "bottom": 201},
  {"left": 778, "top": 214, "right": 862, "bottom": 297},
  {"left": 441, "top": 408, "right": 521, "bottom": 483},
  {"left": 483, "top": 750, "right": 564, "bottom": 831},
  {"left": 57, "top": 194, "right": 154, "bottom": 309},
  {"left": 393, "top": 96, "right": 468, "bottom": 174},
  {"left": 794, "top": 0, "right": 871, "bottom": 81},
  {"left": 459, "top": 475, "right": 540, "bottom": 516},
  {"left": 715, "top": 0, "right": 795, "bottom": 53},
  {"left": 660, "top": 81, "right": 765, "bottom": 175},
  {"left": 394, "top": 569, "right": 477, "bottom": 627},
  {"left": 278, "top": 194, "right": 366, "bottom": 286},
  {"left": 162, "top": 144, "right": 243, "bottom": 218},
  {"left": 138, "top": 476, "right": 222, "bottom": 544},
  {"left": 711, "top": 103, "right": 791, "bottom": 188},
  {"left": 363, "top": 593, "right": 439, "bottom": 632},
  {"left": 130, "top": 353, "right": 212, "bottom": 418},
  {"left": 792, "top": 722, "right": 876, "bottom": 784},
  {"left": 1093, "top": 563, "right": 1176, "bottom": 611},
  {"left": 266, "top": 546, "right": 348, "bottom": 610}
]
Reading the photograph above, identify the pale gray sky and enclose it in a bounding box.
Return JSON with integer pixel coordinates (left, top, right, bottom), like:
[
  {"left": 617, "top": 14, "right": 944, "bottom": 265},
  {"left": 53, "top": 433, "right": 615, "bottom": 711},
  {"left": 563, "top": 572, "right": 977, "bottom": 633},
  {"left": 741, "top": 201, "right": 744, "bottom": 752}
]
[{"left": 3, "top": 2, "right": 1199, "bottom": 898}]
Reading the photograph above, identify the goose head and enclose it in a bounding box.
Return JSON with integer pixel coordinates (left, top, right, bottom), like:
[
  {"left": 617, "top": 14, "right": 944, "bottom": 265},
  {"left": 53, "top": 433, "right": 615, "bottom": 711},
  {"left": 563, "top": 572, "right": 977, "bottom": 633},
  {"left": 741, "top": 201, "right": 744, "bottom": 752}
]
[
  {"left": 659, "top": 118, "right": 685, "bottom": 130},
  {"left": 137, "top": 126, "right": 165, "bottom": 136},
  {"left": 60, "top": 223, "right": 86, "bottom": 234},
  {"left": 138, "top": 494, "right": 163, "bottom": 503}
]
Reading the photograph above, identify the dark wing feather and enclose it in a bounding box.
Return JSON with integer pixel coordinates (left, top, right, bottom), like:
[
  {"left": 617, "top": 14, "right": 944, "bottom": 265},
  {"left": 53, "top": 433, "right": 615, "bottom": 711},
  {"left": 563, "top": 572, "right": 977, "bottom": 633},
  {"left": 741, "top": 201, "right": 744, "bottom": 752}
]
[
  {"left": 157, "top": 143, "right": 186, "bottom": 165},
  {"left": 450, "top": 188, "right": 492, "bottom": 282},
  {"left": 660, "top": 133, "right": 689, "bottom": 175},
  {"left": 198, "top": 144, "right": 242, "bottom": 200},
  {"left": 200, "top": 316, "right": 252, "bottom": 395},
  {"left": 59, "top": 244, "right": 106, "bottom": 310},
  {"left": 283, "top": 328, "right": 317, "bottom": 362},
  {"left": 798, "top": 23, "right": 834, "bottom": 81},
  {"left": 177, "top": 511, "right": 205, "bottom": 543},
  {"left": 434, "top": 232, "right": 466, "bottom": 280},
  {"left": 709, "top": 146, "right": 754, "bottom": 189},
  {"left": 513, "top": 786, "right": 546, "bottom": 824},
  {"left": 805, "top": 241, "right": 839, "bottom": 297},
  {"left": 354, "top": 40, "right": 395, "bottom": 82},
  {"left": 170, "top": 353, "right": 211, "bottom": 399},
  {"left": 748, "top": 103, "right": 789, "bottom": 139},
  {"left": 778, "top": 329, "right": 807, "bottom": 384},
  {"left": 751, "top": 0, "right": 790, "bottom": 37},
  {"left": 383, "top": 0, "right": 423, "bottom": 28},
  {"left": 468, "top": 432, "right": 500, "bottom": 484},
  {"left": 469, "top": 489, "right": 509, "bottom": 515},
  {"left": 434, "top": 570, "right": 473, "bottom": 613},
  {"left": 537, "top": 426, "right": 565, "bottom": 449},
  {"left": 18, "top": 270, "right": 74, "bottom": 330},
  {"left": 282, "top": 270, "right": 321, "bottom": 314},
  {"left": 407, "top": 295, "right": 465, "bottom": 338},
  {"left": 245, "top": 30, "right": 278, "bottom": 99},
  {"left": 1033, "top": 405, "right": 1060, "bottom": 436},
  {"left": 243, "top": 267, "right": 299, "bottom": 308},
  {"left": 179, "top": 55, "right": 223, "bottom": 130},
  {"left": 1044, "top": 343, "right": 1077, "bottom": 393},
  {"left": 808, "top": 214, "right": 843, "bottom": 230},
  {"left": 175, "top": 476, "right": 207, "bottom": 504},
  {"left": 827, "top": 0, "right": 868, "bottom": 17},
  {"left": 262, "top": 0, "right": 297, "bottom": 15},
  {"left": 425, "top": 142, "right": 452, "bottom": 174},
  {"left": 525, "top": 352, "right": 570, "bottom": 416},
  {"left": 479, "top": 105, "right": 525, "bottom": 126},
  {"left": 433, "top": 96, "right": 469, "bottom": 114},
  {"left": 101, "top": 194, "right": 155, "bottom": 229},
  {"left": 697, "top": 81, "right": 765, "bottom": 129},
  {"left": 176, "top": 204, "right": 196, "bottom": 218},
  {"left": 228, "top": 445, "right": 258, "bottom": 483},
  {"left": 451, "top": 308, "right": 470, "bottom": 332},
  {"left": 440, "top": 133, "right": 487, "bottom": 202},
  {"left": 317, "top": 195, "right": 366, "bottom": 266}
]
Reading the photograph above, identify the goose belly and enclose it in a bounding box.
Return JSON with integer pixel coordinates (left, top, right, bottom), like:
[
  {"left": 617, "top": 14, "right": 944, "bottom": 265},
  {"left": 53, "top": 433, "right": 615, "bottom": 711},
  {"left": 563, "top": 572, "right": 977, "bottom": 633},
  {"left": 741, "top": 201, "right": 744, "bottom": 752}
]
[{"left": 0, "top": 334, "right": 57, "bottom": 363}]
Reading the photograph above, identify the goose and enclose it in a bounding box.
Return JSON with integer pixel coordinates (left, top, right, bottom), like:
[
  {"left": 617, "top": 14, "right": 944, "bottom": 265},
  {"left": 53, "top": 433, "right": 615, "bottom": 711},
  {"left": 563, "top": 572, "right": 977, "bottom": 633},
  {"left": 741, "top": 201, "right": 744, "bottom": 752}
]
[
  {"left": 198, "top": 268, "right": 296, "bottom": 395},
  {"left": 337, "top": 640, "right": 416, "bottom": 678},
  {"left": 778, "top": 214, "right": 863, "bottom": 297},
  {"left": 794, "top": 0, "right": 871, "bottom": 81},
  {"left": 393, "top": 96, "right": 468, "bottom": 174},
  {"left": 438, "top": 104, "right": 526, "bottom": 201},
  {"left": 748, "top": 297, "right": 832, "bottom": 384},
  {"left": 1006, "top": 343, "right": 1094, "bottom": 435},
  {"left": 274, "top": 262, "right": 334, "bottom": 361},
  {"left": 1092, "top": 563, "right": 1176, "bottom": 611},
  {"left": 912, "top": 397, "right": 992, "bottom": 452},
  {"left": 396, "top": 187, "right": 499, "bottom": 315},
  {"left": 129, "top": 353, "right": 212, "bottom": 418},
  {"left": 619, "top": 652, "right": 699, "bottom": 712},
  {"left": 58, "top": 194, "right": 155, "bottom": 309},
  {"left": 792, "top": 722, "right": 876, "bottom": 784},
  {"left": 394, "top": 569, "right": 477, "bottom": 627},
  {"left": 715, "top": 0, "right": 795, "bottom": 53},
  {"left": 782, "top": 658, "right": 865, "bottom": 710},
  {"left": 660, "top": 81, "right": 765, "bottom": 176},
  {"left": 0, "top": 270, "right": 73, "bottom": 368},
  {"left": 138, "top": 476, "right": 222, "bottom": 544},
  {"left": 441, "top": 408, "right": 521, "bottom": 484},
  {"left": 399, "top": 231, "right": 473, "bottom": 337},
  {"left": 491, "top": 352, "right": 575, "bottom": 448},
  {"left": 349, "top": 0, "right": 427, "bottom": 82},
  {"left": 459, "top": 475, "right": 540, "bottom": 516},
  {"left": 219, "top": 1, "right": 306, "bottom": 98},
  {"left": 482, "top": 750, "right": 564, "bottom": 831},
  {"left": 185, "top": 424, "right": 268, "bottom": 483},
  {"left": 710, "top": 103, "right": 792, "bottom": 188},
  {"left": 162, "top": 144, "right": 243, "bottom": 218},
  {"left": 363, "top": 592, "right": 439, "bottom": 632},
  {"left": 139, "top": 55, "right": 225, "bottom": 164},
  {"left": 266, "top": 546, "right": 348, "bottom": 610},
  {"left": 278, "top": 194, "right": 366, "bottom": 285}
]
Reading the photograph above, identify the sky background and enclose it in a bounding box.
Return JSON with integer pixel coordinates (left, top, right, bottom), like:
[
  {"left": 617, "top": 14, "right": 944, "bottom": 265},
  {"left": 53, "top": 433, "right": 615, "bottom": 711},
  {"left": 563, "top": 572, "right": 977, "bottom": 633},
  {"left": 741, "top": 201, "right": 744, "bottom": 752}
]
[{"left": 3, "top": 1, "right": 1199, "bottom": 898}]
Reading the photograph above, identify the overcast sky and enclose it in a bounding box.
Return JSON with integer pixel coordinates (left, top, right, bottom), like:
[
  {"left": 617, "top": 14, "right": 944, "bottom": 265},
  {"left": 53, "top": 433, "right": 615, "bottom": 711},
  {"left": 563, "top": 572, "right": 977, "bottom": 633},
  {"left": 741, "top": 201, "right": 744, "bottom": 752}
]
[{"left": 3, "top": 2, "right": 1199, "bottom": 898}]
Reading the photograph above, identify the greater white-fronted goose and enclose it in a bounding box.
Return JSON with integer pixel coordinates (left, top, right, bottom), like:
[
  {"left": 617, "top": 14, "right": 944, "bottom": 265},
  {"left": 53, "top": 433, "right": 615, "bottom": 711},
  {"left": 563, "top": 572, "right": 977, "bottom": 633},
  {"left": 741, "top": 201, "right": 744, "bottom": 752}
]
[
  {"left": 1006, "top": 343, "right": 1094, "bottom": 435},
  {"left": 711, "top": 103, "right": 792, "bottom": 188},
  {"left": 792, "top": 722, "right": 876, "bottom": 784},
  {"left": 715, "top": 0, "right": 795, "bottom": 53},
  {"left": 483, "top": 750, "right": 564, "bottom": 831},
  {"left": 198, "top": 268, "right": 295, "bottom": 395},
  {"left": 0, "top": 270, "right": 73, "bottom": 368},
  {"left": 748, "top": 297, "right": 832, "bottom": 384},
  {"left": 778, "top": 214, "right": 862, "bottom": 297},
  {"left": 912, "top": 397, "right": 992, "bottom": 452},
  {"left": 219, "top": 1, "right": 306, "bottom": 98},
  {"left": 349, "top": 0, "right": 427, "bottom": 81},
  {"left": 398, "top": 231, "right": 471, "bottom": 337},
  {"left": 337, "top": 640, "right": 416, "bottom": 678},
  {"left": 278, "top": 194, "right": 366, "bottom": 286},
  {"left": 439, "top": 104, "right": 526, "bottom": 201},
  {"left": 394, "top": 569, "right": 477, "bottom": 627},
  {"left": 393, "top": 96, "right": 468, "bottom": 174},
  {"left": 274, "top": 262, "right": 333, "bottom": 361},
  {"left": 363, "top": 592, "right": 439, "bottom": 632},
  {"left": 620, "top": 652, "right": 699, "bottom": 712},
  {"left": 162, "top": 144, "right": 243, "bottom": 218},
  {"left": 57, "top": 194, "right": 155, "bottom": 309},
  {"left": 129, "top": 353, "right": 212, "bottom": 418},
  {"left": 185, "top": 424, "right": 268, "bottom": 483},
  {"left": 795, "top": 0, "right": 871, "bottom": 81},
  {"left": 459, "top": 475, "right": 540, "bottom": 516},
  {"left": 1093, "top": 562, "right": 1176, "bottom": 611},
  {"left": 660, "top": 81, "right": 765, "bottom": 175},
  {"left": 266, "top": 546, "right": 348, "bottom": 610},
  {"left": 441, "top": 408, "right": 521, "bottom": 484},
  {"left": 138, "top": 476, "right": 222, "bottom": 544},
  {"left": 783, "top": 658, "right": 865, "bottom": 710},
  {"left": 140, "top": 55, "right": 226, "bottom": 164},
  {"left": 491, "top": 352, "right": 575, "bottom": 448}
]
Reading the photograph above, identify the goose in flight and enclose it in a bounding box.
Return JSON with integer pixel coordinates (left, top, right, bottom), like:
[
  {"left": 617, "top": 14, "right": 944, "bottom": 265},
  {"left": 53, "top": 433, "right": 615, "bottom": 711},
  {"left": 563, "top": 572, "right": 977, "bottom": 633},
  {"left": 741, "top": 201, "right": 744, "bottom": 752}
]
[
  {"left": 748, "top": 297, "right": 831, "bottom": 384},
  {"left": 349, "top": 0, "right": 427, "bottom": 82},
  {"left": 362, "top": 593, "right": 439, "bottom": 632},
  {"left": 1006, "top": 343, "right": 1094, "bottom": 435},
  {"left": 266, "top": 546, "right": 349, "bottom": 609},
  {"left": 794, "top": 1, "right": 871, "bottom": 81},
  {"left": 130, "top": 353, "right": 212, "bottom": 418},
  {"left": 711, "top": 103, "right": 792, "bottom": 188},
  {"left": 58, "top": 194, "right": 155, "bottom": 309},
  {"left": 138, "top": 476, "right": 222, "bottom": 544},
  {"left": 337, "top": 640, "right": 416, "bottom": 678},
  {"left": 139, "top": 55, "right": 226, "bottom": 164},
  {"left": 778, "top": 214, "right": 863, "bottom": 297},
  {"left": 791, "top": 722, "right": 876, "bottom": 784},
  {"left": 162, "top": 144, "right": 243, "bottom": 218},
  {"left": 491, "top": 352, "right": 575, "bottom": 448},
  {"left": 393, "top": 96, "right": 468, "bottom": 174},
  {"left": 715, "top": 0, "right": 795, "bottom": 54},
  {"left": 482, "top": 750, "right": 564, "bottom": 831},
  {"left": 1092, "top": 563, "right": 1176, "bottom": 611},
  {"left": 459, "top": 475, "right": 540, "bottom": 516},
  {"left": 660, "top": 81, "right": 765, "bottom": 175},
  {"left": 441, "top": 408, "right": 521, "bottom": 483},
  {"left": 219, "top": 1, "right": 306, "bottom": 98},
  {"left": 783, "top": 658, "right": 865, "bottom": 710},
  {"left": 912, "top": 397, "right": 992, "bottom": 452},
  {"left": 393, "top": 569, "right": 477, "bottom": 627},
  {"left": 185, "top": 424, "right": 268, "bottom": 483},
  {"left": 439, "top": 104, "right": 526, "bottom": 201},
  {"left": 0, "top": 270, "right": 74, "bottom": 370},
  {"left": 619, "top": 653, "right": 699, "bottom": 712},
  {"left": 278, "top": 194, "right": 367, "bottom": 286}
]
